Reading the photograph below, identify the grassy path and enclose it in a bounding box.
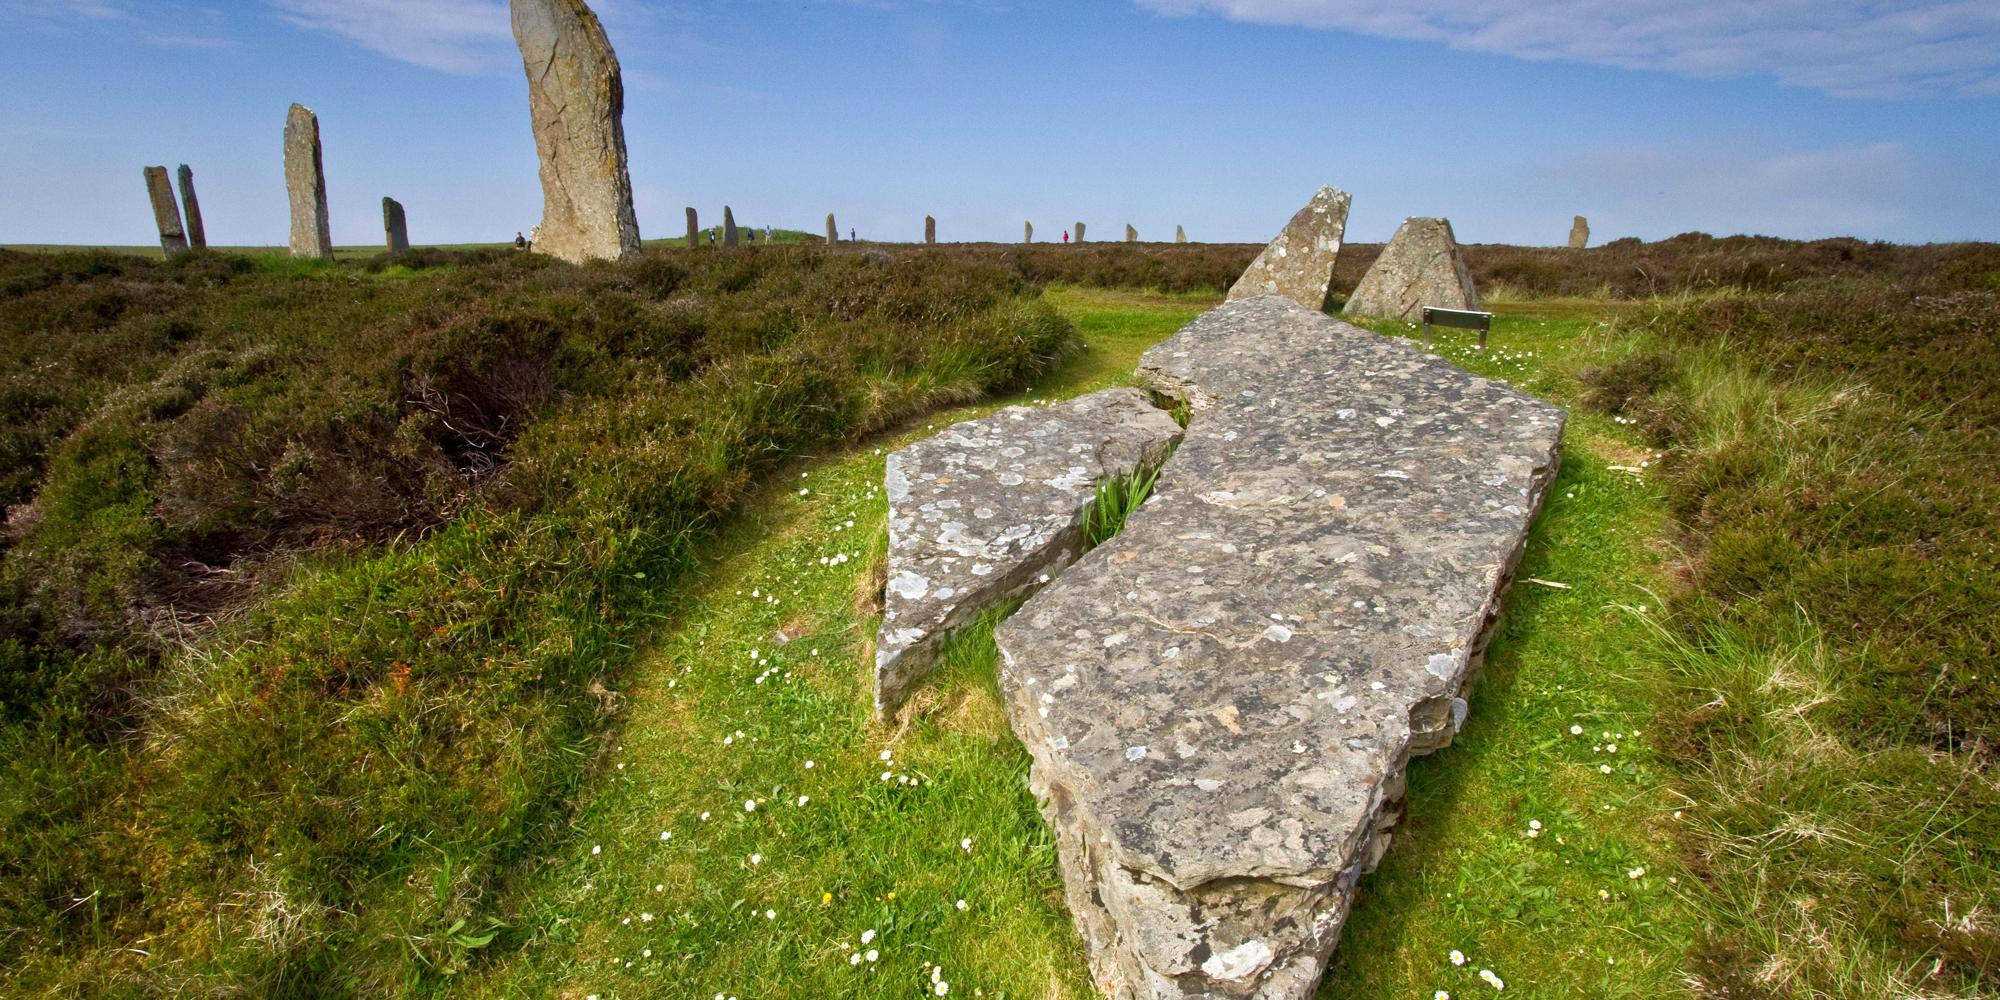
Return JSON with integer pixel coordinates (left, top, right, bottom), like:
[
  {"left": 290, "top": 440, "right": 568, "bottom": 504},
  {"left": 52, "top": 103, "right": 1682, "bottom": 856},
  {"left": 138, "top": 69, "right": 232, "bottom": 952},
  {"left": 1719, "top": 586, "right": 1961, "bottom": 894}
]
[{"left": 465, "top": 290, "right": 1698, "bottom": 998}]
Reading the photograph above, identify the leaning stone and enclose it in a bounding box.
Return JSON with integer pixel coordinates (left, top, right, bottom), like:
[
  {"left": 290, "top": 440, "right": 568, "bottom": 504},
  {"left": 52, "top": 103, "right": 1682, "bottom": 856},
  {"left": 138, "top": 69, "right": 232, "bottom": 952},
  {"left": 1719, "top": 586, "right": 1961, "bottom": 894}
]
[
  {"left": 1226, "top": 186, "right": 1350, "bottom": 311},
  {"left": 1025, "top": 220, "right": 1034, "bottom": 244},
  {"left": 925, "top": 215, "right": 937, "bottom": 245},
  {"left": 1342, "top": 217, "right": 1480, "bottom": 322},
  {"left": 143, "top": 166, "right": 189, "bottom": 258},
  {"left": 826, "top": 213, "right": 838, "bottom": 244},
  {"left": 1569, "top": 215, "right": 1589, "bottom": 249},
  {"left": 874, "top": 387, "right": 1182, "bottom": 719},
  {"left": 1075, "top": 221, "right": 1086, "bottom": 243},
  {"left": 283, "top": 104, "right": 333, "bottom": 260},
  {"left": 1175, "top": 225, "right": 1186, "bottom": 244},
  {"left": 511, "top": 0, "right": 641, "bottom": 263},
  {"left": 686, "top": 207, "right": 699, "bottom": 248},
  {"left": 1126, "top": 224, "right": 1138, "bottom": 243},
  {"left": 177, "top": 165, "right": 206, "bottom": 250},
  {"left": 382, "top": 197, "right": 410, "bottom": 253},
  {"left": 723, "top": 206, "right": 738, "bottom": 246},
  {"left": 996, "top": 295, "right": 1564, "bottom": 1000}
]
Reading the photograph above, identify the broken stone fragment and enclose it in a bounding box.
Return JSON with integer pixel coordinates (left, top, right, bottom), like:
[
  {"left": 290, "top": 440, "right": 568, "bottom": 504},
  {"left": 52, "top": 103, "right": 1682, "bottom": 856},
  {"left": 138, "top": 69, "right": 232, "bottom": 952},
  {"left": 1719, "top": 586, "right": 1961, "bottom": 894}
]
[
  {"left": 1342, "top": 216, "right": 1480, "bottom": 322},
  {"left": 873, "top": 387, "right": 1182, "bottom": 719},
  {"left": 1226, "top": 186, "right": 1351, "bottom": 312},
  {"left": 997, "top": 294, "right": 1563, "bottom": 999}
]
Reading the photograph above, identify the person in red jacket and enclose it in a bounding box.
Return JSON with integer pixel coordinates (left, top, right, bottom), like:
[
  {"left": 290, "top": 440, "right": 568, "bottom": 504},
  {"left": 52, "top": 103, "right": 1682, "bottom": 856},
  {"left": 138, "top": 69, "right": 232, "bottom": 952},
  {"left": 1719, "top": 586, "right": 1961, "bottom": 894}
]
[{"left": 1062, "top": 230, "right": 1070, "bottom": 244}]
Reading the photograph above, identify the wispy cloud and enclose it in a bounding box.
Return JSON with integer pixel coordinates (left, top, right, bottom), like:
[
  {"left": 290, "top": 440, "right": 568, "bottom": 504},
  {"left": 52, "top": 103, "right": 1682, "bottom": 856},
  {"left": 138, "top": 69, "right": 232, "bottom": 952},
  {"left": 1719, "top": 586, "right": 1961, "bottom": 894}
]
[
  {"left": 0, "top": 0, "right": 133, "bottom": 21},
  {"left": 1134, "top": 0, "right": 2000, "bottom": 98},
  {"left": 264, "top": 0, "right": 511, "bottom": 75}
]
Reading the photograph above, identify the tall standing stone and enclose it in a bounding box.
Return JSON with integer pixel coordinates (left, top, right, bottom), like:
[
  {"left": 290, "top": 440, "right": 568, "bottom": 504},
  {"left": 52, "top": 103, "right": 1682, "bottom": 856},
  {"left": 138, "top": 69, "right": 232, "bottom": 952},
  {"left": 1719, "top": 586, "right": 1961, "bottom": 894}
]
[
  {"left": 1025, "top": 220, "right": 1034, "bottom": 244},
  {"left": 283, "top": 103, "right": 334, "bottom": 260},
  {"left": 1175, "top": 225, "right": 1187, "bottom": 244},
  {"left": 176, "top": 165, "right": 206, "bottom": 250},
  {"left": 925, "top": 215, "right": 937, "bottom": 245},
  {"left": 511, "top": 0, "right": 641, "bottom": 264},
  {"left": 1342, "top": 217, "right": 1480, "bottom": 322},
  {"left": 1568, "top": 215, "right": 1590, "bottom": 249},
  {"left": 143, "top": 166, "right": 189, "bottom": 258},
  {"left": 382, "top": 197, "right": 410, "bottom": 253},
  {"left": 1075, "top": 221, "right": 1086, "bottom": 243},
  {"left": 1226, "top": 186, "right": 1350, "bottom": 312},
  {"left": 1125, "top": 224, "right": 1138, "bottom": 243},
  {"left": 723, "top": 206, "right": 739, "bottom": 247},
  {"left": 683, "top": 207, "right": 698, "bottom": 248},
  {"left": 826, "top": 213, "right": 838, "bottom": 244}
]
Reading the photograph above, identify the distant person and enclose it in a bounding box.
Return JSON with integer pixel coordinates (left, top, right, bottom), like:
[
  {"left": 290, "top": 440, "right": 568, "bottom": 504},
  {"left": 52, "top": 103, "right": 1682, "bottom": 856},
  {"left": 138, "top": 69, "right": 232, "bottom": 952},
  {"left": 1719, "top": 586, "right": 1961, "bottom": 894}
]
[
  {"left": 850, "top": 228, "right": 856, "bottom": 241},
  {"left": 709, "top": 230, "right": 717, "bottom": 245},
  {"left": 765, "top": 226, "right": 773, "bottom": 241},
  {"left": 514, "top": 231, "right": 527, "bottom": 249},
  {"left": 747, "top": 229, "right": 755, "bottom": 244},
  {"left": 1062, "top": 230, "right": 1070, "bottom": 244}
]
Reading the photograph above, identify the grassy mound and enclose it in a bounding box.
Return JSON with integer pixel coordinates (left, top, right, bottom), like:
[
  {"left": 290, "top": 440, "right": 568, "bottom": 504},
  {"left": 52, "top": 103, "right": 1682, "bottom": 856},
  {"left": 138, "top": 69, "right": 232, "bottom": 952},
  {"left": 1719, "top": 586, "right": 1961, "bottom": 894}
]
[{"left": 0, "top": 246, "right": 1075, "bottom": 992}]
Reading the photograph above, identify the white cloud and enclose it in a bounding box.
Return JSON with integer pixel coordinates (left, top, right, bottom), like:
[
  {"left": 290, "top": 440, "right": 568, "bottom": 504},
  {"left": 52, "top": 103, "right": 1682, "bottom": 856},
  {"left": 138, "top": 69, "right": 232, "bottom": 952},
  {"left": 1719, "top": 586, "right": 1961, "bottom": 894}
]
[
  {"left": 1135, "top": 0, "right": 2000, "bottom": 98},
  {"left": 265, "top": 0, "right": 512, "bottom": 75},
  {"left": 0, "top": 0, "right": 132, "bottom": 20}
]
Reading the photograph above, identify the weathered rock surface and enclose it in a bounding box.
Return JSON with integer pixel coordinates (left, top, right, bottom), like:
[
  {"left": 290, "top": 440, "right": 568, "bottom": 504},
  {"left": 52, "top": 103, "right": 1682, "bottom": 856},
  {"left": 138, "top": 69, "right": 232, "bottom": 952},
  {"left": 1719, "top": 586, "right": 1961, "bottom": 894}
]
[
  {"left": 996, "top": 294, "right": 1564, "bottom": 999},
  {"left": 723, "top": 206, "right": 738, "bottom": 246},
  {"left": 1176, "top": 225, "right": 1187, "bottom": 244},
  {"left": 1226, "top": 186, "right": 1350, "bottom": 311},
  {"left": 1342, "top": 217, "right": 1479, "bottom": 322},
  {"left": 143, "top": 166, "right": 188, "bottom": 258},
  {"left": 925, "top": 215, "right": 937, "bottom": 244},
  {"left": 686, "top": 206, "right": 699, "bottom": 248},
  {"left": 1127, "top": 224, "right": 1139, "bottom": 243},
  {"left": 382, "top": 197, "right": 410, "bottom": 253},
  {"left": 875, "top": 388, "right": 1182, "bottom": 719},
  {"left": 177, "top": 165, "right": 206, "bottom": 250},
  {"left": 1076, "top": 221, "right": 1087, "bottom": 243},
  {"left": 511, "top": 0, "right": 641, "bottom": 264},
  {"left": 1568, "top": 215, "right": 1589, "bottom": 249},
  {"left": 827, "top": 213, "right": 838, "bottom": 244},
  {"left": 283, "top": 104, "right": 333, "bottom": 260}
]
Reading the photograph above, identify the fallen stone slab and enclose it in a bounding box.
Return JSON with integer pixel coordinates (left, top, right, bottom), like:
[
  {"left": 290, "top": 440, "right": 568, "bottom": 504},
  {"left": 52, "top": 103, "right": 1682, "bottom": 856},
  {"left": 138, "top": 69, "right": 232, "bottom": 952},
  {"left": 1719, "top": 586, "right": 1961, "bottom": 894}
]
[
  {"left": 1226, "top": 186, "right": 1350, "bottom": 312},
  {"left": 996, "top": 294, "right": 1563, "bottom": 1000},
  {"left": 874, "top": 387, "right": 1182, "bottom": 719},
  {"left": 1343, "top": 216, "right": 1479, "bottom": 322}
]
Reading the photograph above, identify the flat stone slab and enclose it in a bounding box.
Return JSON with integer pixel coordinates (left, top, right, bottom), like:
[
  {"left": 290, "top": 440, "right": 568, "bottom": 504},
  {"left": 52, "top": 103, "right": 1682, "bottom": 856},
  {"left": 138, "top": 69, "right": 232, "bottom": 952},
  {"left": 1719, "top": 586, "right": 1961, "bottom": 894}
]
[
  {"left": 875, "top": 387, "right": 1182, "bottom": 718},
  {"left": 996, "top": 295, "right": 1564, "bottom": 999}
]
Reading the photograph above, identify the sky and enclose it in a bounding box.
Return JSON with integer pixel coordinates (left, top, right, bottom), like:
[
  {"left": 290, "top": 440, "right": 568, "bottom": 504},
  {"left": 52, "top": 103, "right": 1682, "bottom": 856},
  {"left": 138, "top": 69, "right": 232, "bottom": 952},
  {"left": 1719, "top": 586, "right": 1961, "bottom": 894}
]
[{"left": 1, "top": 0, "right": 1996, "bottom": 248}]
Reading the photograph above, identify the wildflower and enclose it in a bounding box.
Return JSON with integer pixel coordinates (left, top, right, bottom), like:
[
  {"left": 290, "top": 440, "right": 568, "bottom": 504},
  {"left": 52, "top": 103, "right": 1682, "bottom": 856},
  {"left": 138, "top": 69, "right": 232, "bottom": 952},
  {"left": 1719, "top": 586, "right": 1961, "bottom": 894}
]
[
  {"left": 1436, "top": 993, "right": 1451, "bottom": 1000},
  {"left": 861, "top": 928, "right": 876, "bottom": 944},
  {"left": 1598, "top": 889, "right": 1611, "bottom": 901},
  {"left": 823, "top": 892, "right": 834, "bottom": 904},
  {"left": 701, "top": 811, "right": 712, "bottom": 821},
  {"left": 805, "top": 760, "right": 815, "bottom": 769},
  {"left": 798, "top": 795, "right": 811, "bottom": 807},
  {"left": 956, "top": 899, "right": 968, "bottom": 911},
  {"left": 765, "top": 909, "right": 776, "bottom": 920},
  {"left": 961, "top": 837, "right": 973, "bottom": 852},
  {"left": 661, "top": 830, "right": 672, "bottom": 841},
  {"left": 745, "top": 799, "right": 757, "bottom": 812},
  {"left": 642, "top": 948, "right": 652, "bottom": 958},
  {"left": 880, "top": 750, "right": 894, "bottom": 761},
  {"left": 1478, "top": 968, "right": 1504, "bottom": 990},
  {"left": 591, "top": 845, "right": 602, "bottom": 855},
  {"left": 1528, "top": 820, "right": 1541, "bottom": 831},
  {"left": 1569, "top": 725, "right": 1583, "bottom": 735},
  {"left": 866, "top": 949, "right": 879, "bottom": 963},
  {"left": 1628, "top": 866, "right": 1646, "bottom": 879},
  {"left": 1449, "top": 949, "right": 1466, "bottom": 966},
  {"left": 750, "top": 853, "right": 762, "bottom": 865},
  {"left": 849, "top": 953, "right": 862, "bottom": 966},
  {"left": 1600, "top": 764, "right": 1613, "bottom": 774},
  {"left": 935, "top": 984, "right": 949, "bottom": 996}
]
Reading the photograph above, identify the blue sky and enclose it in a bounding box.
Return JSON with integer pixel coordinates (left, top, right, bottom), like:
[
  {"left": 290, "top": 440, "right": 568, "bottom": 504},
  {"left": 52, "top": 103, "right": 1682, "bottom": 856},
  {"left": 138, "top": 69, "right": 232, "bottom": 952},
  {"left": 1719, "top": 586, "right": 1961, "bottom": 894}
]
[{"left": 2, "top": 0, "right": 1996, "bottom": 247}]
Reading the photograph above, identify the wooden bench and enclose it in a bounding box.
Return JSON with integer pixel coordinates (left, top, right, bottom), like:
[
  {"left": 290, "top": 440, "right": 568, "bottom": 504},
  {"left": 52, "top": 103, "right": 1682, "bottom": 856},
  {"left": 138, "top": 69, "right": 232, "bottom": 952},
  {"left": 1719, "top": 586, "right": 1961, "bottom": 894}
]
[{"left": 1422, "top": 306, "right": 1496, "bottom": 350}]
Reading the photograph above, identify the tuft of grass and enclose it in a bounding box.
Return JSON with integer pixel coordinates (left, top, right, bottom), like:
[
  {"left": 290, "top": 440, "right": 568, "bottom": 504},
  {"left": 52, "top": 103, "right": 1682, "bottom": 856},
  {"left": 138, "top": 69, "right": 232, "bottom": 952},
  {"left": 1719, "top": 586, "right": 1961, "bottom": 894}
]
[{"left": 1081, "top": 464, "right": 1161, "bottom": 550}]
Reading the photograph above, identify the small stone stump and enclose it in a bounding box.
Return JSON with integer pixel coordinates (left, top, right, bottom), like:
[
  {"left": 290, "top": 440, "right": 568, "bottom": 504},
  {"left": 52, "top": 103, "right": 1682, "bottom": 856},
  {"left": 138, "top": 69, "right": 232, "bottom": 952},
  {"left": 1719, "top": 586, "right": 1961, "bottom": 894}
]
[
  {"left": 143, "top": 166, "right": 189, "bottom": 258},
  {"left": 1226, "top": 186, "right": 1349, "bottom": 311},
  {"left": 283, "top": 103, "right": 333, "bottom": 260},
  {"left": 1342, "top": 216, "right": 1480, "bottom": 322},
  {"left": 874, "top": 387, "right": 1182, "bottom": 719}
]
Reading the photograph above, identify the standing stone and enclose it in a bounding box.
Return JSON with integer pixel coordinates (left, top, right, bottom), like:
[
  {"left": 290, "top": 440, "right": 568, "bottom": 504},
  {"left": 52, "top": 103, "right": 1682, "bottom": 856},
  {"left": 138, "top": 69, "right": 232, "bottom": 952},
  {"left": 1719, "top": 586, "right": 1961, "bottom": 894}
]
[
  {"left": 1568, "top": 215, "right": 1590, "bottom": 249},
  {"left": 1342, "top": 217, "right": 1480, "bottom": 322},
  {"left": 283, "top": 103, "right": 334, "bottom": 260},
  {"left": 143, "top": 166, "right": 189, "bottom": 258},
  {"left": 826, "top": 213, "right": 838, "bottom": 244},
  {"left": 511, "top": 0, "right": 642, "bottom": 264},
  {"left": 685, "top": 207, "right": 699, "bottom": 248},
  {"left": 925, "top": 215, "right": 937, "bottom": 245},
  {"left": 176, "top": 165, "right": 206, "bottom": 250},
  {"left": 382, "top": 197, "right": 410, "bottom": 253},
  {"left": 1175, "top": 225, "right": 1187, "bottom": 244},
  {"left": 723, "top": 206, "right": 739, "bottom": 247},
  {"left": 1125, "top": 224, "right": 1138, "bottom": 243},
  {"left": 1025, "top": 221, "right": 1034, "bottom": 244},
  {"left": 1226, "top": 186, "right": 1350, "bottom": 312},
  {"left": 1075, "top": 221, "right": 1087, "bottom": 243}
]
